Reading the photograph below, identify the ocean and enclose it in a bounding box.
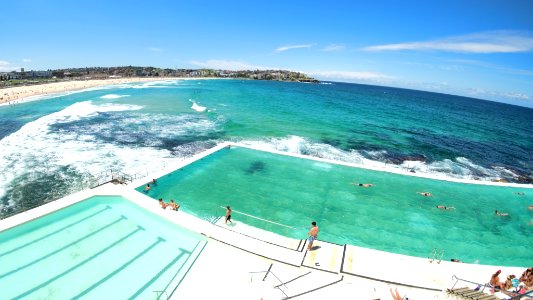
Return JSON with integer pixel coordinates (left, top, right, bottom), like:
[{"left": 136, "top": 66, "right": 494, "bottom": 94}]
[{"left": 0, "top": 79, "right": 532, "bottom": 216}]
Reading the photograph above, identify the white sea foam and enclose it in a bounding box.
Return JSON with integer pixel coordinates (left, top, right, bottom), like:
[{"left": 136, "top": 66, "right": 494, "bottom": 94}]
[
  {"left": 100, "top": 94, "right": 130, "bottom": 99},
  {"left": 189, "top": 99, "right": 207, "bottom": 112},
  {"left": 0, "top": 101, "right": 184, "bottom": 211},
  {"left": 237, "top": 135, "right": 521, "bottom": 183}
]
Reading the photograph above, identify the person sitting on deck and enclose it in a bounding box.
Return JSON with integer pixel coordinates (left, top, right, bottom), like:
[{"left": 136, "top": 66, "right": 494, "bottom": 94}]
[
  {"left": 158, "top": 198, "right": 168, "bottom": 209},
  {"left": 520, "top": 268, "right": 533, "bottom": 289},
  {"left": 504, "top": 275, "right": 517, "bottom": 290},
  {"left": 490, "top": 270, "right": 505, "bottom": 290},
  {"left": 169, "top": 199, "right": 180, "bottom": 211}
]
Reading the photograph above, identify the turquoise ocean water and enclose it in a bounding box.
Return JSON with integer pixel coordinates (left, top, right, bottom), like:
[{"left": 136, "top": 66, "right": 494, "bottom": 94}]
[{"left": 0, "top": 79, "right": 531, "bottom": 264}]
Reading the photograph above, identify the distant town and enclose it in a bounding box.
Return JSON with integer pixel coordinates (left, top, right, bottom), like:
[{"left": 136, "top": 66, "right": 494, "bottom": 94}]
[{"left": 0, "top": 66, "right": 318, "bottom": 87}]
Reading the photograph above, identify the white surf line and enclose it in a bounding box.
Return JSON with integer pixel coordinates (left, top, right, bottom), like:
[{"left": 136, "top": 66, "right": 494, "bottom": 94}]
[
  {"left": 228, "top": 142, "right": 533, "bottom": 188},
  {"left": 219, "top": 206, "right": 296, "bottom": 229}
]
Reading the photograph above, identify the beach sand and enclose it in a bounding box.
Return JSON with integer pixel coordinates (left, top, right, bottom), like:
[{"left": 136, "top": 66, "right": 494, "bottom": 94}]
[{"left": 0, "top": 77, "right": 181, "bottom": 105}]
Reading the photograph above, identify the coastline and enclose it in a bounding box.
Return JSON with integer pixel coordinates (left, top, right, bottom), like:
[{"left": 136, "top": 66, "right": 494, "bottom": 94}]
[{"left": 0, "top": 77, "right": 187, "bottom": 105}]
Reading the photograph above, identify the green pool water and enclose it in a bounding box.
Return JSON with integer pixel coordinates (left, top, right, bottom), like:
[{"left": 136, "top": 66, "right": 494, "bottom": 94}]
[
  {"left": 0, "top": 196, "right": 207, "bottom": 299},
  {"left": 138, "top": 146, "right": 533, "bottom": 267}
]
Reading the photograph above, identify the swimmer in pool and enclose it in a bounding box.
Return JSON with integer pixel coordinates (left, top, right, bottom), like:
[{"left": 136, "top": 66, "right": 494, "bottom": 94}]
[
  {"left": 417, "top": 192, "right": 433, "bottom": 197},
  {"left": 351, "top": 182, "right": 374, "bottom": 187},
  {"left": 437, "top": 205, "right": 455, "bottom": 210}
]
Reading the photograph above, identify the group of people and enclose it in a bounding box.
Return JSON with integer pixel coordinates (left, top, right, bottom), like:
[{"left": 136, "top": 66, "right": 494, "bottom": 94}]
[
  {"left": 158, "top": 198, "right": 180, "bottom": 211},
  {"left": 489, "top": 268, "right": 532, "bottom": 295},
  {"left": 144, "top": 178, "right": 158, "bottom": 192}
]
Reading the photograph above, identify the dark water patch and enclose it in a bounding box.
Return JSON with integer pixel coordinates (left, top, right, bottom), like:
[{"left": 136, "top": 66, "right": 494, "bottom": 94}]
[
  {"left": 170, "top": 141, "right": 218, "bottom": 157},
  {"left": 343, "top": 139, "right": 387, "bottom": 152},
  {"left": 0, "top": 118, "right": 25, "bottom": 140},
  {"left": 244, "top": 161, "right": 266, "bottom": 175},
  {"left": 49, "top": 111, "right": 224, "bottom": 149},
  {"left": 158, "top": 134, "right": 223, "bottom": 151},
  {"left": 319, "top": 137, "right": 342, "bottom": 147},
  {"left": 0, "top": 167, "right": 84, "bottom": 218},
  {"left": 380, "top": 152, "right": 427, "bottom": 165}
]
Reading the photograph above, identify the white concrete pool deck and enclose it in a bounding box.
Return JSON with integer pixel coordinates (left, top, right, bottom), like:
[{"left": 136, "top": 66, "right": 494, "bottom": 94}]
[{"left": 1, "top": 142, "right": 531, "bottom": 299}]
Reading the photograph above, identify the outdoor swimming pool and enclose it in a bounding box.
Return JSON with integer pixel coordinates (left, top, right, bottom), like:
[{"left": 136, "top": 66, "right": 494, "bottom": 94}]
[
  {"left": 0, "top": 196, "right": 207, "bottom": 299},
  {"left": 138, "top": 146, "right": 532, "bottom": 267}
]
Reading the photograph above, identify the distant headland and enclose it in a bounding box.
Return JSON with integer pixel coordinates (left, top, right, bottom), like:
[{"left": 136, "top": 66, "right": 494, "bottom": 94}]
[{"left": 0, "top": 66, "right": 319, "bottom": 89}]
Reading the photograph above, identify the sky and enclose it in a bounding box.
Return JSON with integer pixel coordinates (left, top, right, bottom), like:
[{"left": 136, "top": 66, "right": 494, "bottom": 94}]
[{"left": 1, "top": 0, "right": 533, "bottom": 107}]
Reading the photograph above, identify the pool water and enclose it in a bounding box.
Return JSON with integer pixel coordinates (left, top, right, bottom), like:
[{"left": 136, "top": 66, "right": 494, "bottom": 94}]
[
  {"left": 138, "top": 146, "right": 532, "bottom": 267},
  {"left": 0, "top": 196, "right": 207, "bottom": 299}
]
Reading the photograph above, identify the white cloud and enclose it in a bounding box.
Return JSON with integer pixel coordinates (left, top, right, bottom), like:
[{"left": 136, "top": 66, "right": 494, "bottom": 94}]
[
  {"left": 0, "top": 60, "right": 19, "bottom": 72},
  {"left": 322, "top": 44, "right": 345, "bottom": 52},
  {"left": 451, "top": 58, "right": 533, "bottom": 77},
  {"left": 274, "top": 44, "right": 313, "bottom": 53},
  {"left": 22, "top": 58, "right": 32, "bottom": 63},
  {"left": 148, "top": 47, "right": 162, "bottom": 52},
  {"left": 189, "top": 59, "right": 273, "bottom": 70},
  {"left": 362, "top": 31, "right": 533, "bottom": 53},
  {"left": 308, "top": 70, "right": 393, "bottom": 81},
  {"left": 502, "top": 92, "right": 529, "bottom": 100}
]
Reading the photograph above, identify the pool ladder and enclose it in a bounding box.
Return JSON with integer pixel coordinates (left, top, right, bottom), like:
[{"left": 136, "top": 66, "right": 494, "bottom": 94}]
[{"left": 428, "top": 248, "right": 444, "bottom": 263}]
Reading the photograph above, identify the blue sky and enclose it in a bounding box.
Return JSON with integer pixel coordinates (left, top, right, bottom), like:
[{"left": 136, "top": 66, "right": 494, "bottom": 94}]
[{"left": 1, "top": 0, "right": 533, "bottom": 107}]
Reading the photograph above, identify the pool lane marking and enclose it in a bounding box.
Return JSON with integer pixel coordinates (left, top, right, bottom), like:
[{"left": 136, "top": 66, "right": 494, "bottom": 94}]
[
  {"left": 13, "top": 225, "right": 145, "bottom": 299},
  {"left": 0, "top": 206, "right": 111, "bottom": 258},
  {"left": 131, "top": 240, "right": 207, "bottom": 299},
  {"left": 0, "top": 215, "right": 126, "bottom": 280},
  {"left": 71, "top": 237, "right": 166, "bottom": 300}
]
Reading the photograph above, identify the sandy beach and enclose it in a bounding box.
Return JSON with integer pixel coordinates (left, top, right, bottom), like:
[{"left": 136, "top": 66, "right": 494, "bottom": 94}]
[{"left": 0, "top": 77, "right": 181, "bottom": 105}]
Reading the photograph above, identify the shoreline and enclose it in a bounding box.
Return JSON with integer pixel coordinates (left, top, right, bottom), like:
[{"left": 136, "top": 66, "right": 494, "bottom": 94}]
[{"left": 0, "top": 77, "right": 192, "bottom": 105}]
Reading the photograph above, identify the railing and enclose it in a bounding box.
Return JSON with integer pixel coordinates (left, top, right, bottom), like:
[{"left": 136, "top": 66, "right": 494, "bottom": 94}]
[
  {"left": 219, "top": 206, "right": 297, "bottom": 229},
  {"left": 91, "top": 169, "right": 148, "bottom": 187},
  {"left": 428, "top": 248, "right": 444, "bottom": 263},
  {"left": 450, "top": 275, "right": 533, "bottom": 300},
  {"left": 249, "top": 263, "right": 289, "bottom": 298}
]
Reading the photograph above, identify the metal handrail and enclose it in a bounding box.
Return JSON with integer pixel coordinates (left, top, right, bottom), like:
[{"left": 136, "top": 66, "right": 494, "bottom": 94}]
[
  {"left": 249, "top": 264, "right": 289, "bottom": 298},
  {"left": 219, "top": 206, "right": 297, "bottom": 230}
]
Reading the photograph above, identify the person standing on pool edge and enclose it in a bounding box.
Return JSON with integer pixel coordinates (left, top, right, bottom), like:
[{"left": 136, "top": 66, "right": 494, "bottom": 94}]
[
  {"left": 307, "top": 221, "right": 319, "bottom": 251},
  {"left": 225, "top": 206, "right": 232, "bottom": 224}
]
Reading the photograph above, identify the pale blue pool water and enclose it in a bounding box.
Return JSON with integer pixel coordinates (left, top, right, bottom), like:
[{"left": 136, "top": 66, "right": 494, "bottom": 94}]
[
  {"left": 137, "top": 146, "right": 533, "bottom": 267},
  {"left": 0, "top": 196, "right": 207, "bottom": 299}
]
